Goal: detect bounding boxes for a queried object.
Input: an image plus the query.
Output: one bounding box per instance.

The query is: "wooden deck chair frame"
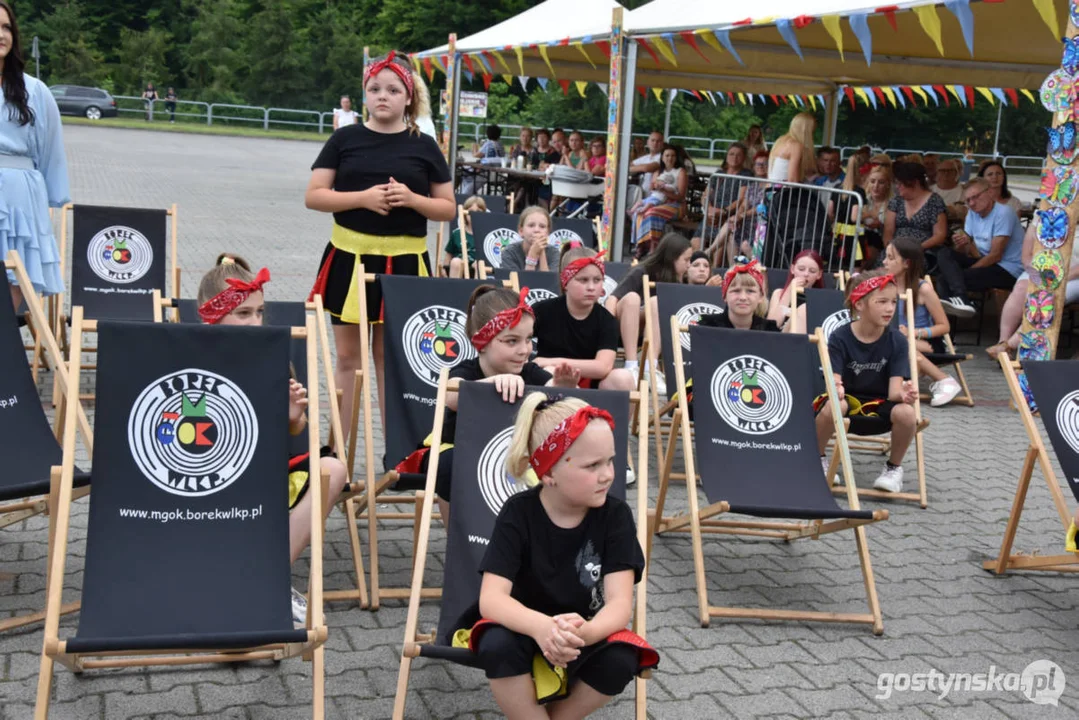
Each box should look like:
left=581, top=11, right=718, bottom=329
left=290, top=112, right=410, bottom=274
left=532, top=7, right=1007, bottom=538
left=0, top=252, right=93, bottom=633
left=53, top=204, right=182, bottom=404
left=35, top=310, right=329, bottom=719
left=149, top=291, right=370, bottom=609
left=915, top=276, right=975, bottom=408
left=654, top=317, right=887, bottom=633
left=983, top=356, right=1079, bottom=575
left=639, top=276, right=689, bottom=481
left=819, top=289, right=930, bottom=508
left=20, top=208, right=61, bottom=385
left=391, top=374, right=653, bottom=719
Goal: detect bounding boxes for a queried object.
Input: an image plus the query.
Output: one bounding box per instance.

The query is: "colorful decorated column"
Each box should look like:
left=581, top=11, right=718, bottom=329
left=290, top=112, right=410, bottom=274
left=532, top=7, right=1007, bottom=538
left=362, top=46, right=370, bottom=123
left=1024, top=5, right=1079, bottom=379
left=600, top=8, right=626, bottom=259
left=443, top=33, right=458, bottom=163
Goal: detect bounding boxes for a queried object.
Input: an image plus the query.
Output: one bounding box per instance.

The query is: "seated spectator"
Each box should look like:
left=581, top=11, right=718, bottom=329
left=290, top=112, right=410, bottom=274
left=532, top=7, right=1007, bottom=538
left=629, top=130, right=664, bottom=194
left=509, top=127, right=534, bottom=163
left=443, top=196, right=487, bottom=278
left=631, top=144, right=687, bottom=259
left=812, top=146, right=845, bottom=189
left=629, top=136, right=647, bottom=163
left=988, top=217, right=1079, bottom=360
left=883, top=161, right=948, bottom=255
left=869, top=153, right=893, bottom=168
left=686, top=251, right=711, bottom=285
left=551, top=128, right=568, bottom=161
left=767, top=249, right=825, bottom=331
left=477, top=124, right=505, bottom=165
left=829, top=154, right=869, bottom=264
left=500, top=205, right=560, bottom=273
left=529, top=129, right=562, bottom=209
left=935, top=177, right=1024, bottom=317
left=923, top=153, right=941, bottom=186
left=692, top=142, right=752, bottom=251
left=931, top=159, right=964, bottom=206
left=979, top=160, right=1021, bottom=216
left=708, top=150, right=769, bottom=265
left=587, top=137, right=607, bottom=177
left=562, top=131, right=589, bottom=170
left=857, top=165, right=894, bottom=269
left=743, top=124, right=767, bottom=159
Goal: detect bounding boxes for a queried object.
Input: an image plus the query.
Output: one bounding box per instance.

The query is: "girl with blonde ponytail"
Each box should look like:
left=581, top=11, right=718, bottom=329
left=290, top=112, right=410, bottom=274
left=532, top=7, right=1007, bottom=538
left=468, top=392, right=656, bottom=717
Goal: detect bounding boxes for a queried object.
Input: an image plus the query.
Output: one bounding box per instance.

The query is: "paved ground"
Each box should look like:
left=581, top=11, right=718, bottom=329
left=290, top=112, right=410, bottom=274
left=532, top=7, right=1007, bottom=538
left=3, top=125, right=1079, bottom=719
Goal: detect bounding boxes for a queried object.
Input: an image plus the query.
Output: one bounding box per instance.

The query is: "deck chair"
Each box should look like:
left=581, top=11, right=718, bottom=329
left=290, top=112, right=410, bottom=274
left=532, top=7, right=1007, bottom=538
left=36, top=315, right=328, bottom=718
left=601, top=261, right=633, bottom=305
left=915, top=276, right=975, bottom=407
left=656, top=320, right=888, bottom=633
left=470, top=211, right=523, bottom=270
left=984, top=357, right=1079, bottom=575
left=507, top=270, right=560, bottom=305
left=338, top=273, right=486, bottom=608
left=392, top=376, right=651, bottom=719
left=454, top=192, right=508, bottom=214
left=819, top=290, right=931, bottom=508
left=0, top=253, right=93, bottom=633
left=550, top=216, right=597, bottom=248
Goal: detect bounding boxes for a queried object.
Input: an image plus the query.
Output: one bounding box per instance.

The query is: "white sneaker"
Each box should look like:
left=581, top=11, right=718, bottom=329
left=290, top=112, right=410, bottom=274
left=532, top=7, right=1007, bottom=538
left=822, top=455, right=843, bottom=486
left=291, top=586, right=308, bottom=627
left=939, top=296, right=976, bottom=318
left=872, top=464, right=904, bottom=493
left=642, top=366, right=667, bottom=396
left=625, top=466, right=636, bottom=486
left=930, top=377, right=962, bottom=407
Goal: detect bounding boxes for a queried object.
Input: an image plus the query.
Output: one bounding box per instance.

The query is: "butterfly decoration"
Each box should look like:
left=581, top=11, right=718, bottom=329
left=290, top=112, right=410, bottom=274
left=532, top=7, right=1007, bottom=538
left=1025, top=290, right=1056, bottom=329
left=1041, top=166, right=1079, bottom=207
left=1018, top=371, right=1039, bottom=414
left=1031, top=250, right=1065, bottom=291
left=1073, top=0, right=1079, bottom=28
left=1018, top=330, right=1052, bottom=362
left=1064, top=38, right=1079, bottom=76
left=1036, top=207, right=1070, bottom=249
left=1048, top=122, right=1078, bottom=165
left=1041, top=69, right=1076, bottom=115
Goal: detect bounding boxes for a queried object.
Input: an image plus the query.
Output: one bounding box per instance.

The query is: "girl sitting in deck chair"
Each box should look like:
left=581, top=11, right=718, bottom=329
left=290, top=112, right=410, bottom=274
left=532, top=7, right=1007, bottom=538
left=396, top=284, right=580, bottom=526
left=468, top=393, right=656, bottom=717
left=197, top=254, right=348, bottom=625
left=814, top=269, right=918, bottom=494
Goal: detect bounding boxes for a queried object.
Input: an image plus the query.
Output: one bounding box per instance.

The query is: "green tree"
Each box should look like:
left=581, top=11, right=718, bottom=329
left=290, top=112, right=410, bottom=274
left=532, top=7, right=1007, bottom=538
left=32, top=0, right=107, bottom=87
left=242, top=0, right=313, bottom=107
left=114, top=27, right=172, bottom=94
left=183, top=0, right=245, bottom=103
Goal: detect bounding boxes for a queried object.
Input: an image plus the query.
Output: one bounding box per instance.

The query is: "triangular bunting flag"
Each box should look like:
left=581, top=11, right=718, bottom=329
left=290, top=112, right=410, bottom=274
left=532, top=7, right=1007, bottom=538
left=878, top=5, right=898, bottom=32
left=575, top=81, right=588, bottom=97
left=463, top=69, right=474, bottom=83
left=517, top=76, right=529, bottom=91
left=680, top=31, right=711, bottom=62
left=821, top=15, right=845, bottom=61
left=434, top=55, right=447, bottom=74
left=855, top=86, right=872, bottom=108
left=901, top=86, right=915, bottom=106
left=463, top=54, right=476, bottom=76
left=596, top=40, right=611, bottom=59
left=690, top=89, right=703, bottom=101
left=662, top=33, right=679, bottom=57
left=637, top=86, right=647, bottom=99
left=890, top=86, right=905, bottom=108
left=573, top=41, right=597, bottom=69
left=944, top=0, right=975, bottom=56
left=654, top=34, right=679, bottom=67
left=475, top=53, right=493, bottom=74
left=739, top=92, right=749, bottom=104
left=502, top=74, right=513, bottom=86
left=964, top=85, right=975, bottom=107
left=817, top=94, right=826, bottom=107
left=913, top=85, right=930, bottom=105
left=871, top=86, right=886, bottom=107
left=771, top=93, right=781, bottom=106
left=1032, top=0, right=1060, bottom=38
left=703, top=90, right=717, bottom=105
left=976, top=87, right=995, bottom=105
left=422, top=56, right=435, bottom=82
left=989, top=87, right=1008, bottom=106
left=913, top=5, right=945, bottom=55
left=652, top=87, right=664, bottom=102
left=598, top=83, right=608, bottom=96
left=1020, top=88, right=1036, bottom=104
left=713, top=29, right=744, bottom=65
left=558, top=79, right=570, bottom=96
left=933, top=84, right=950, bottom=106
left=638, top=38, right=663, bottom=68
left=850, top=13, right=872, bottom=66
left=747, top=93, right=754, bottom=105
left=1004, top=88, right=1019, bottom=107
left=410, top=55, right=422, bottom=73
left=537, top=77, right=549, bottom=91
left=538, top=44, right=556, bottom=78
left=843, top=86, right=856, bottom=110
left=490, top=50, right=512, bottom=74
left=514, top=46, right=524, bottom=75
left=481, top=73, right=492, bottom=90
left=808, top=94, right=817, bottom=110
left=775, top=19, right=805, bottom=60
left=727, top=92, right=736, bottom=104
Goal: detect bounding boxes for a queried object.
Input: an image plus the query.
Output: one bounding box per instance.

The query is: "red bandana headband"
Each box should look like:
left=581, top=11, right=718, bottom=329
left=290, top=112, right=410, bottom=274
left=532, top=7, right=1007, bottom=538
left=529, top=406, right=615, bottom=478
left=721, top=259, right=764, bottom=297
left=363, top=51, right=414, bottom=97
left=198, top=267, right=271, bottom=324
left=471, top=287, right=534, bottom=351
left=560, top=257, right=605, bottom=289
left=849, top=273, right=895, bottom=307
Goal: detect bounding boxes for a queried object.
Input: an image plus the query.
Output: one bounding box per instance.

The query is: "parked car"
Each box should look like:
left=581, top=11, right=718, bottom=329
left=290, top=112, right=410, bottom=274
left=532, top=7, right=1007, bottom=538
left=49, top=85, right=118, bottom=120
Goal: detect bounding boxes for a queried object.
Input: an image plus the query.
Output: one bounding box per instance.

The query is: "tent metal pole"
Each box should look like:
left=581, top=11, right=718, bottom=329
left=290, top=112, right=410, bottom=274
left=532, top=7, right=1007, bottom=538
left=991, top=102, right=1003, bottom=159
left=612, top=39, right=638, bottom=262
left=663, top=89, right=675, bottom=140
left=447, top=35, right=462, bottom=182
left=825, top=88, right=840, bottom=146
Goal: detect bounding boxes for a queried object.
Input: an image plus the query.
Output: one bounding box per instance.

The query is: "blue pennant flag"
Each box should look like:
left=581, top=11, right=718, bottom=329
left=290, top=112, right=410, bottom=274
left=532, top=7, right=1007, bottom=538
left=921, top=84, right=940, bottom=106
left=990, top=87, right=1008, bottom=106
left=775, top=19, right=804, bottom=61
left=536, top=77, right=549, bottom=91
left=849, top=13, right=873, bottom=66
left=714, top=29, right=744, bottom=66
left=864, top=87, right=878, bottom=110
left=891, top=85, right=906, bottom=108
left=662, top=33, right=678, bottom=55
left=944, top=0, right=975, bottom=56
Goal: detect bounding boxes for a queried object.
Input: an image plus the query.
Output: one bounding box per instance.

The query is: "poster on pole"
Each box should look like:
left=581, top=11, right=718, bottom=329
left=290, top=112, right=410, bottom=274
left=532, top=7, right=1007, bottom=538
left=440, top=90, right=488, bottom=118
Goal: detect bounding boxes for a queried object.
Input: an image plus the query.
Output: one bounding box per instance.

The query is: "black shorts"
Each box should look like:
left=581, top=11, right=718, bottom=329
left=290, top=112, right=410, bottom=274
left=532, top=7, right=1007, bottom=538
left=287, top=445, right=336, bottom=509
left=312, top=243, right=431, bottom=325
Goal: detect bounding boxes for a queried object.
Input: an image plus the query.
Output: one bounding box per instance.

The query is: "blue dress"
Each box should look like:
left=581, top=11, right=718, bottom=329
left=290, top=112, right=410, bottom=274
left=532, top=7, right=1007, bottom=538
left=0, top=75, right=70, bottom=295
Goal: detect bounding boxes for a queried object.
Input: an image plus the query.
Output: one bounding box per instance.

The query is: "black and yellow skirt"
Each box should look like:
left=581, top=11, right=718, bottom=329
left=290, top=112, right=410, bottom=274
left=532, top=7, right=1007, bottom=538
left=310, top=224, right=431, bottom=325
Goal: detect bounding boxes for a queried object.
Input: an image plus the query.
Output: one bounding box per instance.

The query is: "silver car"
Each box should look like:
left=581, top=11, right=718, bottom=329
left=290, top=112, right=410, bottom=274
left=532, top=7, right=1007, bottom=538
left=49, top=85, right=119, bottom=120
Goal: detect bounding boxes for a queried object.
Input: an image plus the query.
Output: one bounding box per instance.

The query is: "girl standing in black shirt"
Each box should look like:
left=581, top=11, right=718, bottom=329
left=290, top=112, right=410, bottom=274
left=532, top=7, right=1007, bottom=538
left=472, top=393, right=655, bottom=715
left=306, top=50, right=455, bottom=431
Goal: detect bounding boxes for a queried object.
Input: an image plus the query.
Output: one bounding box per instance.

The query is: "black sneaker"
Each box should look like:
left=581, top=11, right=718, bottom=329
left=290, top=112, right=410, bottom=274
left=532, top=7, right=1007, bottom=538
left=940, top=296, right=976, bottom=318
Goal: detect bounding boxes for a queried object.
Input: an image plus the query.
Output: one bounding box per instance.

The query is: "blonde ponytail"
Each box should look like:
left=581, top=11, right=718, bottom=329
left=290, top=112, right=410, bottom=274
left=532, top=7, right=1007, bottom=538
left=506, top=393, right=589, bottom=479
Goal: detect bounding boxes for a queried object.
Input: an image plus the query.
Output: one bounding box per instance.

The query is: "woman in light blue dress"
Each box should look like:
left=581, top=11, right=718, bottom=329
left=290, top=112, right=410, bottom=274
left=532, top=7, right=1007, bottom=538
left=0, top=0, right=70, bottom=310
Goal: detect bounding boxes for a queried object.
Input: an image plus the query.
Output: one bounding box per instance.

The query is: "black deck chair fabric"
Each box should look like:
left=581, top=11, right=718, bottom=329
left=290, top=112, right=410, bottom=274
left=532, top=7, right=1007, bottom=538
left=451, top=194, right=508, bottom=234
left=513, top=270, right=561, bottom=306
left=70, top=205, right=168, bottom=321
left=656, top=283, right=726, bottom=401
left=1022, top=361, right=1079, bottom=503
left=381, top=275, right=487, bottom=468
left=432, top=381, right=630, bottom=649
left=0, top=272, right=88, bottom=501
left=67, top=321, right=303, bottom=653
left=601, top=262, right=632, bottom=305
left=471, top=212, right=523, bottom=269
left=551, top=217, right=596, bottom=248
left=688, top=325, right=873, bottom=521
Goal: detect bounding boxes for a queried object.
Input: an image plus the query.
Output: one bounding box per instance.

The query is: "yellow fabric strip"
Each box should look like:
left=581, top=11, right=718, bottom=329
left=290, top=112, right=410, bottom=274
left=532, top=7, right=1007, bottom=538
left=330, top=225, right=429, bottom=324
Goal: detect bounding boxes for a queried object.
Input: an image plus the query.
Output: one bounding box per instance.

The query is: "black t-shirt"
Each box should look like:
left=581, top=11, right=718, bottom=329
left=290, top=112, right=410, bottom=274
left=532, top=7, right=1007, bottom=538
left=311, top=125, right=451, bottom=237
left=698, top=313, right=780, bottom=332
left=530, top=147, right=562, bottom=167
left=480, top=486, right=644, bottom=618
left=443, top=359, right=551, bottom=444
left=532, top=296, right=620, bottom=361
left=828, top=323, right=910, bottom=399
left=612, top=266, right=647, bottom=301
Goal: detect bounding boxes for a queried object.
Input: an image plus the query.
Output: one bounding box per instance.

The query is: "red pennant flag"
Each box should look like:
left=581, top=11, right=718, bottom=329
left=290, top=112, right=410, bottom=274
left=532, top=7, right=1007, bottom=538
left=559, top=37, right=570, bottom=46
left=637, top=86, right=647, bottom=98
left=964, top=85, right=975, bottom=107
left=440, top=55, right=449, bottom=71
left=900, top=86, right=915, bottom=106
left=1004, top=88, right=1018, bottom=107
left=463, top=54, right=475, bottom=75
left=793, top=15, right=814, bottom=29
left=933, top=84, right=949, bottom=106
left=558, top=79, right=570, bottom=95
left=637, top=38, right=663, bottom=68
left=680, top=31, right=711, bottom=62
left=727, top=91, right=736, bottom=104
left=482, top=50, right=497, bottom=69
left=689, top=90, right=702, bottom=101
left=422, top=57, right=434, bottom=82
left=733, top=18, right=752, bottom=26
left=770, top=94, right=780, bottom=105
left=875, top=5, right=899, bottom=31
left=872, top=87, right=886, bottom=106
left=596, top=40, right=611, bottom=58
left=481, top=73, right=492, bottom=90
left=844, top=86, right=856, bottom=110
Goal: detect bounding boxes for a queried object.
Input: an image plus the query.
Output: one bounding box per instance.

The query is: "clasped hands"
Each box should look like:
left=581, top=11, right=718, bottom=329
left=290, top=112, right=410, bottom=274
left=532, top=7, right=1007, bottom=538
left=535, top=613, right=588, bottom=668
left=362, top=177, right=414, bottom=215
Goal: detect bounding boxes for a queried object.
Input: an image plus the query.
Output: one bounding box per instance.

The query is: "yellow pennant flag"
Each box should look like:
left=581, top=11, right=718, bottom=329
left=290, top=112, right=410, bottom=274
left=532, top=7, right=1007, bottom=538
left=976, top=86, right=996, bottom=105
left=808, top=94, right=817, bottom=111
left=1032, top=0, right=1061, bottom=39
left=431, top=55, right=446, bottom=74
left=1020, top=88, right=1036, bottom=104
left=854, top=87, right=871, bottom=107
left=502, top=74, right=513, bottom=86
left=410, top=55, right=422, bottom=73
left=945, top=84, right=962, bottom=103
left=913, top=5, right=944, bottom=55
left=576, top=80, right=588, bottom=97
left=821, top=15, right=845, bottom=62
left=652, top=87, right=664, bottom=102
left=753, top=16, right=775, bottom=25
left=514, top=46, right=524, bottom=75
left=653, top=36, right=679, bottom=67
left=740, top=92, right=749, bottom=104
left=538, top=45, right=556, bottom=79
left=490, top=50, right=513, bottom=75
left=912, top=86, right=929, bottom=105
left=572, top=42, right=597, bottom=69
left=881, top=86, right=898, bottom=108
left=696, top=28, right=724, bottom=54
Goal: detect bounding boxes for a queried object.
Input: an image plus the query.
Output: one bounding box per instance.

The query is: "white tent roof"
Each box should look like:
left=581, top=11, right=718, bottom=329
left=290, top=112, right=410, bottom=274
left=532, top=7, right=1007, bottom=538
left=623, top=0, right=913, bottom=34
